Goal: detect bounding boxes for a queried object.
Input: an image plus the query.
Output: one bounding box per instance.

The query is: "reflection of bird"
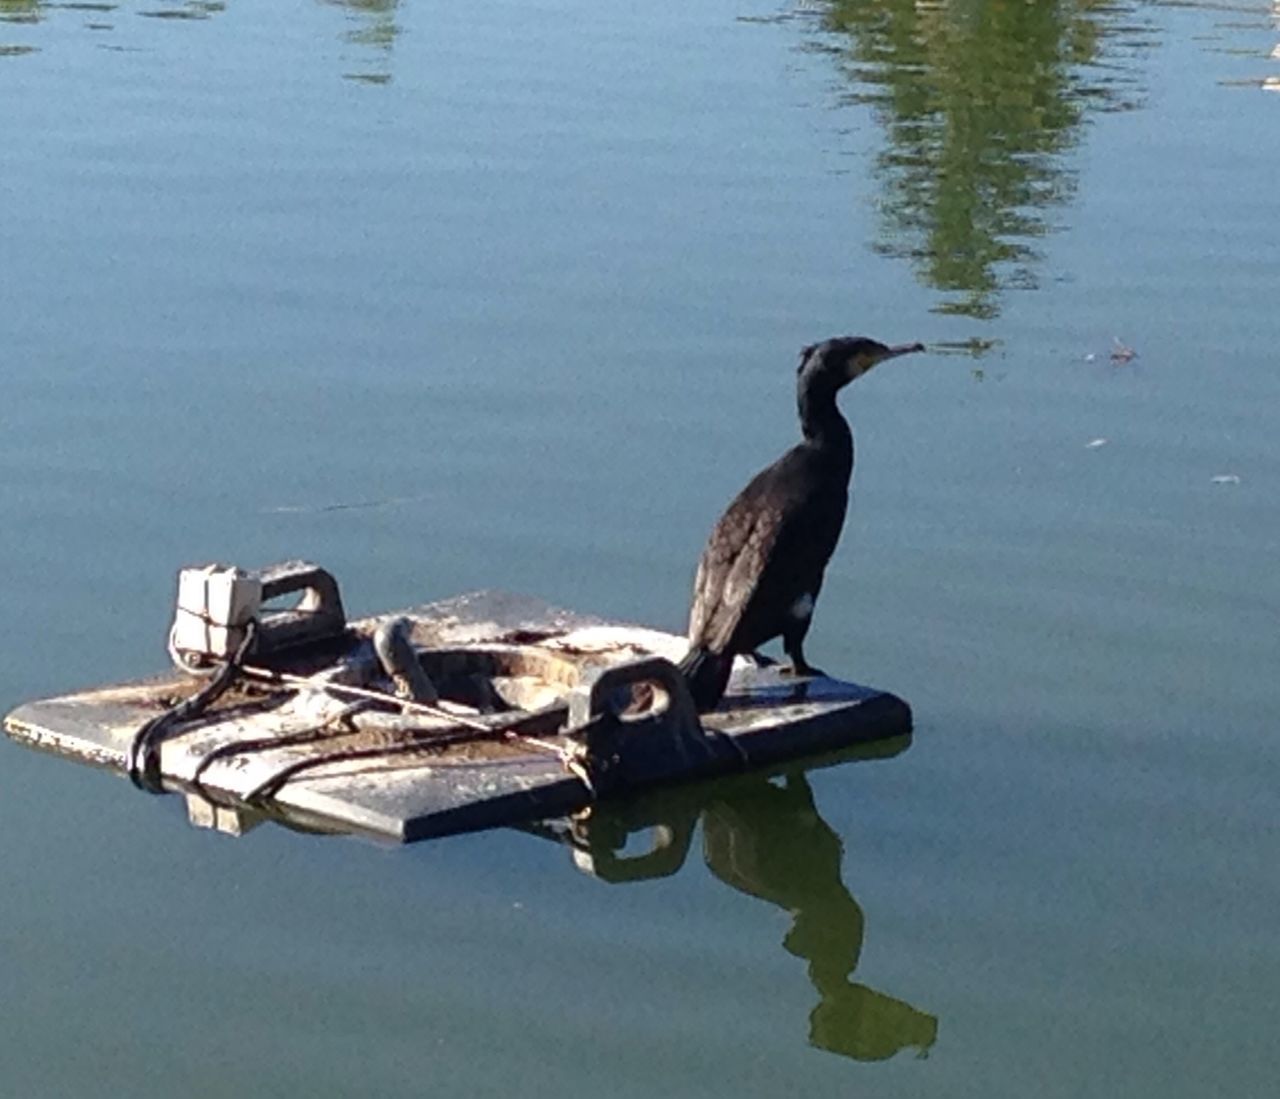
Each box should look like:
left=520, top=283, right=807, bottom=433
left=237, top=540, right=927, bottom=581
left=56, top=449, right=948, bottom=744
left=539, top=742, right=936, bottom=1061
left=679, top=337, right=925, bottom=711
left=702, top=770, right=938, bottom=1061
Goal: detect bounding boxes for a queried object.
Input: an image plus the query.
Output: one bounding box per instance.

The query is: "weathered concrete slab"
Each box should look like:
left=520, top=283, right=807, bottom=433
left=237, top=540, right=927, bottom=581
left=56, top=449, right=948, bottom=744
left=4, top=591, right=911, bottom=843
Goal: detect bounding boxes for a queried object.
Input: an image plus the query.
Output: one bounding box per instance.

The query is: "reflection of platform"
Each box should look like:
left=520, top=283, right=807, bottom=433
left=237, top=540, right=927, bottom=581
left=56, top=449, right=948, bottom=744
left=3, top=591, right=910, bottom=844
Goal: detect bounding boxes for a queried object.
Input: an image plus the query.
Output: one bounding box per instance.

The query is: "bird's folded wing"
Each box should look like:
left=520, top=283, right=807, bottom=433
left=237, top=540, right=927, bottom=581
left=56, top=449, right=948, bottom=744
left=689, top=502, right=787, bottom=652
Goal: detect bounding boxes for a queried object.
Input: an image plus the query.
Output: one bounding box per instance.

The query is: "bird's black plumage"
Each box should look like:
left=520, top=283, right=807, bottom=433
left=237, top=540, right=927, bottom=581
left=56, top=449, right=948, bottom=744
left=679, top=336, right=924, bottom=711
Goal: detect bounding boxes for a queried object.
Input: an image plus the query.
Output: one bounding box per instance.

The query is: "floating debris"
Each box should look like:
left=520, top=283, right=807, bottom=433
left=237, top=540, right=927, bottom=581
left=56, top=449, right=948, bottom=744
left=1086, top=438, right=1108, bottom=449
left=1210, top=474, right=1241, bottom=485
left=1110, top=338, right=1138, bottom=364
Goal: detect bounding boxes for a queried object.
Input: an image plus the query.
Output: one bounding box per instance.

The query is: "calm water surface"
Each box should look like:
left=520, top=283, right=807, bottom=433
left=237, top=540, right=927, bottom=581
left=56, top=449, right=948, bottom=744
left=2, top=1, right=1278, bottom=1095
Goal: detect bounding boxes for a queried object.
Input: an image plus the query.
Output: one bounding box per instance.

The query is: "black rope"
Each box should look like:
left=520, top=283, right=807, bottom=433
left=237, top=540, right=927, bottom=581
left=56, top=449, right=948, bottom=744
left=130, top=632, right=620, bottom=804
left=126, top=620, right=259, bottom=794
left=242, top=708, right=580, bottom=803
left=190, top=702, right=370, bottom=793
left=183, top=700, right=582, bottom=804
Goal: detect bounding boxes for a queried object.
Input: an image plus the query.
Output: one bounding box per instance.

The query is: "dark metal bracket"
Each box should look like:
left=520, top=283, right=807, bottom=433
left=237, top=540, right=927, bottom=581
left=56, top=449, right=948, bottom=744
left=564, top=656, right=722, bottom=797
left=252, top=560, right=347, bottom=656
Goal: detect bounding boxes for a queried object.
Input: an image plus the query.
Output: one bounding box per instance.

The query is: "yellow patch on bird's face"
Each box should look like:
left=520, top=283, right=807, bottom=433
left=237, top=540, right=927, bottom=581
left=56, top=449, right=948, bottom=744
left=847, top=352, right=877, bottom=380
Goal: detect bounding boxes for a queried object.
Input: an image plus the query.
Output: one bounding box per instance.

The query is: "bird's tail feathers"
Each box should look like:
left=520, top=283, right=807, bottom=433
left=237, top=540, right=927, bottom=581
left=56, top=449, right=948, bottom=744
left=677, top=646, right=733, bottom=713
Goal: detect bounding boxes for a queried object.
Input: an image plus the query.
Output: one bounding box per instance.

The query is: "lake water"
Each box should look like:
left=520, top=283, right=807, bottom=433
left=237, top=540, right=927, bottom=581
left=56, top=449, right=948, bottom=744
left=2, top=0, right=1278, bottom=1094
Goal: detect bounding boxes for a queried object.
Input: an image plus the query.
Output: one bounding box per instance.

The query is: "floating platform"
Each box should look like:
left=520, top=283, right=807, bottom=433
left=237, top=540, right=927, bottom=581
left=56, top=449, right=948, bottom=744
left=3, top=585, right=911, bottom=844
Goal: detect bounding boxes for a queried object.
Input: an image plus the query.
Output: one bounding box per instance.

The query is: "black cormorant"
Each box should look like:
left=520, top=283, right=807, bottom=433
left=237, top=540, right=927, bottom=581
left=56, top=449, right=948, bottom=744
left=678, top=336, right=925, bottom=711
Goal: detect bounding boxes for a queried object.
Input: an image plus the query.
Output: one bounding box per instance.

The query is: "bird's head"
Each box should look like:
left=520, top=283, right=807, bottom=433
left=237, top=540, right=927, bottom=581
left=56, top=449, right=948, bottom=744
left=798, top=336, right=926, bottom=387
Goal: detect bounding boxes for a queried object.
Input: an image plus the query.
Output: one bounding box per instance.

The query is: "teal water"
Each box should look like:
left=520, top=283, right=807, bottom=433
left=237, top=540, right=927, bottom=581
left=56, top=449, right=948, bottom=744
left=2, top=1, right=1278, bottom=1094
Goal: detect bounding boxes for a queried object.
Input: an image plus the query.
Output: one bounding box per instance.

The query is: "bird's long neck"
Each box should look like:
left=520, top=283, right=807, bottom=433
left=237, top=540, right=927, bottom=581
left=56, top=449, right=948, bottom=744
left=797, top=375, right=854, bottom=477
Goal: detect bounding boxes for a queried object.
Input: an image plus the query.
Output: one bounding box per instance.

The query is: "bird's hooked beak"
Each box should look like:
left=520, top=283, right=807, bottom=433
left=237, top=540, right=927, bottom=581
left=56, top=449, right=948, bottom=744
left=876, top=341, right=926, bottom=364
left=853, top=340, right=925, bottom=379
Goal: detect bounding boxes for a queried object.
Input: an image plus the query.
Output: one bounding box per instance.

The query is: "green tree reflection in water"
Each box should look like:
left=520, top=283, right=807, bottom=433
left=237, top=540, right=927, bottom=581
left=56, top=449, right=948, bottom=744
left=532, top=740, right=937, bottom=1063
left=0, top=0, right=41, bottom=25
left=321, top=0, right=399, bottom=85
left=1, top=0, right=43, bottom=55
left=137, top=1, right=225, bottom=20
left=2, top=0, right=230, bottom=47
left=815, top=0, right=1153, bottom=321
